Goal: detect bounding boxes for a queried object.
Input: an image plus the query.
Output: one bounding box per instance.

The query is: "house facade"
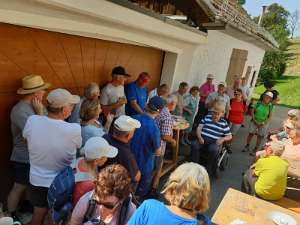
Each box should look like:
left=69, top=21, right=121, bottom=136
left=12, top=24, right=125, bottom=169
left=0, top=0, right=277, bottom=200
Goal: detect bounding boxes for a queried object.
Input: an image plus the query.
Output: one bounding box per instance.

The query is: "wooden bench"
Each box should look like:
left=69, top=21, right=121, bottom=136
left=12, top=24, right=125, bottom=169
left=274, top=197, right=300, bottom=214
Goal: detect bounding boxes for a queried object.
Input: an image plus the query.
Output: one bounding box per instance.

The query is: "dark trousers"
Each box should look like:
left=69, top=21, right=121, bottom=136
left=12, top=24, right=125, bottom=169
left=191, top=137, right=219, bottom=176
left=193, top=101, right=208, bottom=129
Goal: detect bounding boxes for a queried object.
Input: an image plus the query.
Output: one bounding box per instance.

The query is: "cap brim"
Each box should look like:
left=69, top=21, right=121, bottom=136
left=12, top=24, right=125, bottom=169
left=70, top=95, right=80, bottom=104
left=105, top=146, right=118, bottom=158
left=17, top=82, right=51, bottom=95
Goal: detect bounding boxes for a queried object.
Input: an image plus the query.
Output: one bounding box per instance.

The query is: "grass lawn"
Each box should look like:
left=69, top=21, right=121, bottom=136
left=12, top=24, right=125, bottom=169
left=253, top=75, right=300, bottom=109
left=285, top=38, right=300, bottom=76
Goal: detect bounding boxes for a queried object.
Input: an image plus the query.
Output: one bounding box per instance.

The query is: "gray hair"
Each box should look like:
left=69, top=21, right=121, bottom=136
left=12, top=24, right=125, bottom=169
left=84, top=83, right=99, bottom=99
left=165, top=94, right=178, bottom=105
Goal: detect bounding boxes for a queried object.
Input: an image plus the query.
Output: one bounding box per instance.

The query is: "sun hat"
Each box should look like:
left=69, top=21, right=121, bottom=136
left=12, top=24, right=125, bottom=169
left=47, top=88, right=80, bottom=108
left=17, top=75, right=51, bottom=95
left=148, top=96, right=165, bottom=112
left=288, top=109, right=300, bottom=117
left=112, top=66, right=130, bottom=77
left=83, top=137, right=118, bottom=160
left=114, top=115, right=141, bottom=131
left=207, top=74, right=214, bottom=79
left=264, top=91, right=273, bottom=98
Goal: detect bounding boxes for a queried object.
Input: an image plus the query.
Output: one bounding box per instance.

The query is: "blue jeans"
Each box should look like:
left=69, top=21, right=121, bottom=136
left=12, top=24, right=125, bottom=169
left=191, top=137, right=219, bottom=176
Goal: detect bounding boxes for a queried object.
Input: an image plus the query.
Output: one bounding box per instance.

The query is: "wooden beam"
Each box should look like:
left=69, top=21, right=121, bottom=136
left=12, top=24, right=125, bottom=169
left=202, top=21, right=226, bottom=30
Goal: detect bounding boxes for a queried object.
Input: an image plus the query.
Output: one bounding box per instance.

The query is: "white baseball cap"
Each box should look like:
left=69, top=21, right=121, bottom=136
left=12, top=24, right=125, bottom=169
left=207, top=74, right=214, bottom=79
left=264, top=91, right=273, bottom=99
left=218, top=82, right=226, bottom=87
left=47, top=88, right=80, bottom=108
left=83, top=137, right=118, bottom=160
left=114, top=115, right=141, bottom=132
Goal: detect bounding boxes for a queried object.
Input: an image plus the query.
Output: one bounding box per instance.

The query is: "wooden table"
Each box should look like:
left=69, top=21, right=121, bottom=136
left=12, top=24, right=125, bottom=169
left=159, top=120, right=189, bottom=178
left=212, top=188, right=300, bottom=225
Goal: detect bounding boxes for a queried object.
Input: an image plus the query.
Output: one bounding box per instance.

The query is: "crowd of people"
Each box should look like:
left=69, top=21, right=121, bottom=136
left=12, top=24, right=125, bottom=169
left=4, top=66, right=299, bottom=225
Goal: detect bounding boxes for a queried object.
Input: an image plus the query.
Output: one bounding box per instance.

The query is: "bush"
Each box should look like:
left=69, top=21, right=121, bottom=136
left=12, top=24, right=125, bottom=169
left=258, top=50, right=287, bottom=81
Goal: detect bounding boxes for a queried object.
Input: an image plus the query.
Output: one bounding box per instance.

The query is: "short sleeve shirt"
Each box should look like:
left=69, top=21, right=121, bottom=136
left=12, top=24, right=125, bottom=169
left=199, top=83, right=215, bottom=102
left=127, top=199, right=199, bottom=225
left=103, top=133, right=139, bottom=181
left=200, top=115, right=231, bottom=140
left=205, top=92, right=230, bottom=113
left=254, top=156, right=288, bottom=200
left=125, top=82, right=148, bottom=116
left=155, top=107, right=173, bottom=153
left=10, top=100, right=35, bottom=163
left=130, top=114, right=161, bottom=174
left=172, top=91, right=185, bottom=116
left=254, top=102, right=273, bottom=124
left=81, top=124, right=105, bottom=146
left=100, top=83, right=126, bottom=117
left=23, top=115, right=82, bottom=187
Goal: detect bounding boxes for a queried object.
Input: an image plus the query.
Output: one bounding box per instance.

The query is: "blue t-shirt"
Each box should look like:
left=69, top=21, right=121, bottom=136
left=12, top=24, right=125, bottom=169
left=81, top=125, right=105, bottom=146
left=125, top=82, right=148, bottom=115
left=127, top=199, right=199, bottom=225
left=130, top=114, right=160, bottom=174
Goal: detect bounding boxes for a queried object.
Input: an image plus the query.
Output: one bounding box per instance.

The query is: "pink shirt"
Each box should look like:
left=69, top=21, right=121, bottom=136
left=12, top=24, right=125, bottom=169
left=199, top=82, right=215, bottom=102
left=282, top=139, right=300, bottom=160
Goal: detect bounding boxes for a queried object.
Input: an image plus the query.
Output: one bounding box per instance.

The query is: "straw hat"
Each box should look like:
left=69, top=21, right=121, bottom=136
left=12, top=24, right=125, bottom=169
left=17, top=75, right=51, bottom=95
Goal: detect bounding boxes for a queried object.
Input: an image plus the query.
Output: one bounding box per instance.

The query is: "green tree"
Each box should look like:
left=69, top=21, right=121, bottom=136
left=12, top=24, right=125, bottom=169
left=255, top=3, right=290, bottom=81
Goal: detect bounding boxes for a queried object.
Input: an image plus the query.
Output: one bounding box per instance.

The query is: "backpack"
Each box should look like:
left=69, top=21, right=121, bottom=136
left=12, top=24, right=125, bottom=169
left=47, top=166, right=75, bottom=224
left=83, top=193, right=132, bottom=225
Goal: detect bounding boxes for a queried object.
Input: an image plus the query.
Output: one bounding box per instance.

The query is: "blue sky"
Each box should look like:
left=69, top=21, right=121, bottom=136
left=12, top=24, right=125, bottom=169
left=243, top=0, right=300, bottom=37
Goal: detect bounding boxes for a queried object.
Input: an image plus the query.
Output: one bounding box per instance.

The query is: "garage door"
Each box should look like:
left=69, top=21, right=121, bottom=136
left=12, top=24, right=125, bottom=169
left=0, top=22, right=164, bottom=201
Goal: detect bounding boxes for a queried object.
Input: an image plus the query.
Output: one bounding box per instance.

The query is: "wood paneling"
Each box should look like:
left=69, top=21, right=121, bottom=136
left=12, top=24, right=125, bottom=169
left=0, top=22, right=164, bottom=201
left=226, top=48, right=248, bottom=87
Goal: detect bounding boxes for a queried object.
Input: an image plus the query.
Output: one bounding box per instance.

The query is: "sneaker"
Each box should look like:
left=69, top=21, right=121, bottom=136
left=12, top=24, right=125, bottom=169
left=242, top=145, right=250, bottom=152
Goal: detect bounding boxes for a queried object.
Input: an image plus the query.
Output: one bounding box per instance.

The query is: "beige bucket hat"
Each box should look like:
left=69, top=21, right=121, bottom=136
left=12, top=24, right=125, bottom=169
left=17, top=75, right=51, bottom=95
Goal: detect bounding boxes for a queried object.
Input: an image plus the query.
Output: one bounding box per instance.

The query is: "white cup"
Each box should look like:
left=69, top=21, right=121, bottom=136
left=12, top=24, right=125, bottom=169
left=0, top=217, right=21, bottom=225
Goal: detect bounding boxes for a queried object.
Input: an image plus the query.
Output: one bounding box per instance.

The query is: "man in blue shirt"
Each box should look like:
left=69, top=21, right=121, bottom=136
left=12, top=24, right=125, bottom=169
left=131, top=96, right=164, bottom=198
left=125, top=72, right=150, bottom=115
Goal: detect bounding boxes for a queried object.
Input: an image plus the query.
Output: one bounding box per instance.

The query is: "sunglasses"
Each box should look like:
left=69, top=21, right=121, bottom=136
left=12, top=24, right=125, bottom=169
left=95, top=200, right=120, bottom=210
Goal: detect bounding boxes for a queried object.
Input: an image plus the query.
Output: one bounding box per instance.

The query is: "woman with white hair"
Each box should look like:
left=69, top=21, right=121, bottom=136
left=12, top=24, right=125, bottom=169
left=127, top=162, right=212, bottom=225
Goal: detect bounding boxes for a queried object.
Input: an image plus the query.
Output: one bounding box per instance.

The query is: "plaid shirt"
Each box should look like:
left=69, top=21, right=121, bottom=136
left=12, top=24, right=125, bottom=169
left=155, top=107, right=174, bottom=154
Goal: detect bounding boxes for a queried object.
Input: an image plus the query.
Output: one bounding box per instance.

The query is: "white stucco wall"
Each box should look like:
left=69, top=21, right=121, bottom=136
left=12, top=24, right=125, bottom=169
left=187, top=30, right=266, bottom=91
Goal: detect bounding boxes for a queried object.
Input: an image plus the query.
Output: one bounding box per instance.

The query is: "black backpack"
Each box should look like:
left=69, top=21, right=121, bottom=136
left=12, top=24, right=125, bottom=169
left=83, top=193, right=132, bottom=225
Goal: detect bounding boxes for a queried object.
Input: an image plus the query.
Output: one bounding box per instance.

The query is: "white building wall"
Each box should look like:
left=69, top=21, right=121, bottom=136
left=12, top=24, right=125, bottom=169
left=187, top=30, right=266, bottom=90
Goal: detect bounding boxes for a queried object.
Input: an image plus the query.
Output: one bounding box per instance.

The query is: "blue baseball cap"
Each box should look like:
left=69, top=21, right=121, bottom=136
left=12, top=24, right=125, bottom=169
left=148, top=96, right=165, bottom=112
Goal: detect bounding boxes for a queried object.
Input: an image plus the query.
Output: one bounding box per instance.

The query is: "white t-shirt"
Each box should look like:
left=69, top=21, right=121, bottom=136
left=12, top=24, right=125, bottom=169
left=100, top=83, right=126, bottom=117
left=147, top=88, right=158, bottom=102
left=23, top=115, right=82, bottom=187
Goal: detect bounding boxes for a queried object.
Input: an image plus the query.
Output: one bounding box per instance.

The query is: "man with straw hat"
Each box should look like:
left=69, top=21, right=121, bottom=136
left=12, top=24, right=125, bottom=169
left=7, top=75, right=50, bottom=221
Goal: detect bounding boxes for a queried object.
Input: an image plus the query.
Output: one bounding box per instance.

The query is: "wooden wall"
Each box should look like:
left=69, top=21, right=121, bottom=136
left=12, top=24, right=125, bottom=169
left=0, top=22, right=164, bottom=202
left=226, top=48, right=248, bottom=87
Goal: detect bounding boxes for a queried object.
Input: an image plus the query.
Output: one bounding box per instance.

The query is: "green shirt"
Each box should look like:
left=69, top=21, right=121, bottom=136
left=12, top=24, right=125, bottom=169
left=254, top=102, right=273, bottom=124
left=254, top=156, right=288, bottom=200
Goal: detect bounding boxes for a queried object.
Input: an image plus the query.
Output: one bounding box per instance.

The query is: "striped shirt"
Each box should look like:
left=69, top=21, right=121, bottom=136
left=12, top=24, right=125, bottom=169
left=200, top=114, right=231, bottom=140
